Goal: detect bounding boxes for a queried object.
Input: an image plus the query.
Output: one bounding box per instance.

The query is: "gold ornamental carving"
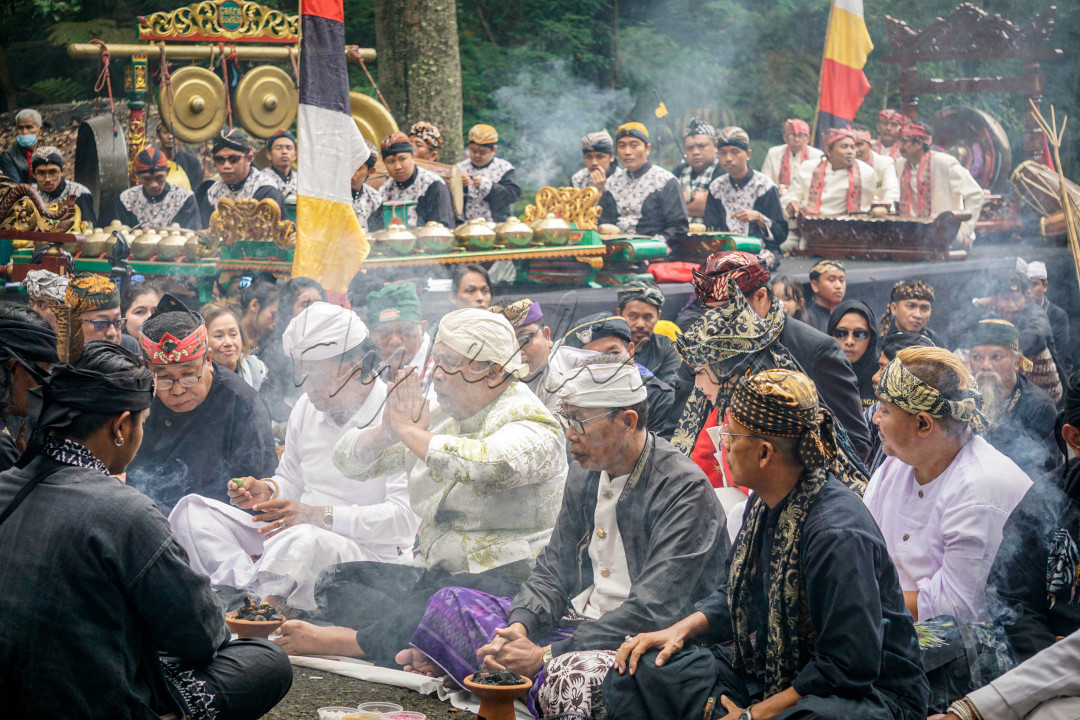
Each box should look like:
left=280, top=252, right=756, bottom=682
left=138, top=0, right=299, bottom=43
left=0, top=185, right=81, bottom=233
left=209, top=198, right=296, bottom=249
left=524, top=186, right=601, bottom=230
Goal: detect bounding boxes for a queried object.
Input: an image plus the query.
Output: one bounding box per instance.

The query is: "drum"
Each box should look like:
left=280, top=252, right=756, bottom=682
left=1010, top=159, right=1080, bottom=219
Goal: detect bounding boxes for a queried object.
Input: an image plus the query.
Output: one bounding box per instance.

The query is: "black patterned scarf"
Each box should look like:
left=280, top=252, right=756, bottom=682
left=673, top=279, right=868, bottom=494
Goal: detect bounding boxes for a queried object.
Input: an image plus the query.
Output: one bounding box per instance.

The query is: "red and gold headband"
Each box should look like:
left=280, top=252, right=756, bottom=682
left=138, top=325, right=208, bottom=365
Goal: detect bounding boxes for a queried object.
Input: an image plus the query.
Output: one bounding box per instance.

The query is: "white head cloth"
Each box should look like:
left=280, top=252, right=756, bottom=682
left=560, top=361, right=648, bottom=409
left=1015, top=257, right=1048, bottom=281
left=21, top=269, right=68, bottom=301
left=545, top=344, right=599, bottom=401
left=435, top=307, right=526, bottom=377
left=282, top=301, right=369, bottom=361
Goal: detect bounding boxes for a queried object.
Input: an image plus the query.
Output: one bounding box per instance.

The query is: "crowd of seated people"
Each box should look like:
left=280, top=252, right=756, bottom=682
left=2, top=106, right=1078, bottom=720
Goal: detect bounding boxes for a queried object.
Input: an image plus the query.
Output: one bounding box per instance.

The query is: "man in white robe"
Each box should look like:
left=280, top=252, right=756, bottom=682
left=169, top=303, right=418, bottom=612
left=780, top=128, right=875, bottom=252
left=760, top=118, right=824, bottom=194
left=894, top=121, right=985, bottom=247
left=872, top=109, right=906, bottom=160
left=854, top=128, right=899, bottom=204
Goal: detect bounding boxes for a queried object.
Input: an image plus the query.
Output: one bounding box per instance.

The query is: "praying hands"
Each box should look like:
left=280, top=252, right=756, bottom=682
left=476, top=623, right=546, bottom=678
left=386, top=368, right=432, bottom=458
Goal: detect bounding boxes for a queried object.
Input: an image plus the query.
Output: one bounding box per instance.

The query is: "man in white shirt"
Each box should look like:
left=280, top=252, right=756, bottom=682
left=894, top=121, right=985, bottom=247
left=760, top=118, right=825, bottom=194
left=872, top=109, right=906, bottom=159
left=168, top=303, right=418, bottom=612
left=782, top=128, right=876, bottom=218
left=365, top=282, right=433, bottom=389
left=854, top=128, right=899, bottom=203
left=864, top=346, right=1030, bottom=624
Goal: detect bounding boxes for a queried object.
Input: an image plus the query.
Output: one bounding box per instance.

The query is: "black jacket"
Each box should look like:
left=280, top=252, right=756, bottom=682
left=506, top=434, right=729, bottom=656
left=0, top=144, right=31, bottom=183
left=983, top=374, right=1060, bottom=477
left=989, top=457, right=1080, bottom=661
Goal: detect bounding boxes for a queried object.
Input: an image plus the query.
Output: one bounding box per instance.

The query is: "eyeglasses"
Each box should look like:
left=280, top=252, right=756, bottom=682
left=213, top=154, right=245, bottom=165
left=557, top=409, right=618, bottom=435
left=832, top=328, right=870, bottom=341
left=516, top=330, right=538, bottom=349
left=155, top=359, right=207, bottom=389
left=83, top=317, right=125, bottom=332
left=719, top=422, right=764, bottom=443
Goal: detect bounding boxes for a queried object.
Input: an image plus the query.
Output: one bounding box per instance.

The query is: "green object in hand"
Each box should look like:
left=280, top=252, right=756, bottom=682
left=231, top=478, right=244, bottom=490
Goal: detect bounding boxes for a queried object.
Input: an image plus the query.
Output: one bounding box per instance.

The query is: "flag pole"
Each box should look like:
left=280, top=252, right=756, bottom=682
left=810, top=0, right=836, bottom=146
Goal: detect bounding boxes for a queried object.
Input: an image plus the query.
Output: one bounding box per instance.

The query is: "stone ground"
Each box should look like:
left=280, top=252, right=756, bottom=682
left=262, top=666, right=470, bottom=720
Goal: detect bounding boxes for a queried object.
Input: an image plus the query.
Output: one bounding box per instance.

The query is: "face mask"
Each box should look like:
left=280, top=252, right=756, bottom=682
left=16, top=134, right=36, bottom=148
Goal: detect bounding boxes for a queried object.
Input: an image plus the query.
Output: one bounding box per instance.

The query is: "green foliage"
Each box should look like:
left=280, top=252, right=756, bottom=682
left=47, top=18, right=136, bottom=45
left=27, top=77, right=84, bottom=102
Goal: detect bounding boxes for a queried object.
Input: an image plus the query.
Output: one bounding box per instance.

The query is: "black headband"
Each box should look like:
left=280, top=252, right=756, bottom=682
left=212, top=129, right=251, bottom=155
left=717, top=137, right=750, bottom=151
left=31, top=151, right=63, bottom=170
left=381, top=141, right=414, bottom=159
left=0, top=319, right=59, bottom=365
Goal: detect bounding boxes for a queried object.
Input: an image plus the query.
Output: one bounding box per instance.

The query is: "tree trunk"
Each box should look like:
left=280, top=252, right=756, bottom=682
left=0, top=42, right=17, bottom=112
left=374, top=0, right=464, bottom=163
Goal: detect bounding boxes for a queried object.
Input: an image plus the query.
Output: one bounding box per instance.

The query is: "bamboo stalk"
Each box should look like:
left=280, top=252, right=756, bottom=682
left=1029, top=99, right=1080, bottom=295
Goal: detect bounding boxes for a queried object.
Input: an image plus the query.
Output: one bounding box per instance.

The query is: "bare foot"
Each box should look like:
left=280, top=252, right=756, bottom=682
left=274, top=620, right=365, bottom=658
left=394, top=647, right=440, bottom=677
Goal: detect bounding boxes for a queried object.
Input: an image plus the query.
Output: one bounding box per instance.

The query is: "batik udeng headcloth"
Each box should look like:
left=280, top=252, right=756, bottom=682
left=877, top=356, right=989, bottom=433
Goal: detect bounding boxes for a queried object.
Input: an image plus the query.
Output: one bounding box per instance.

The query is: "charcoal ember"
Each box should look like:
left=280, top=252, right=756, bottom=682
left=234, top=594, right=284, bottom=621
left=471, top=670, right=526, bottom=686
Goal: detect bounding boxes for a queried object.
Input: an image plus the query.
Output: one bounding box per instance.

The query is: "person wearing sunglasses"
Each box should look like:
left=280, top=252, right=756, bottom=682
left=62, top=271, right=143, bottom=356
left=0, top=303, right=57, bottom=471
left=113, top=146, right=202, bottom=230
left=126, top=294, right=276, bottom=513
left=827, top=299, right=879, bottom=409
left=197, top=128, right=285, bottom=227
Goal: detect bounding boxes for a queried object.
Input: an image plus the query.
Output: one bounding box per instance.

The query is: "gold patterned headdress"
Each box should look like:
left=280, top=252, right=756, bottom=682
left=877, top=355, right=989, bottom=433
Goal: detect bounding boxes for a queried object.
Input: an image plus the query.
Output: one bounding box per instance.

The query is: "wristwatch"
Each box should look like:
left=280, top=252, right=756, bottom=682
left=738, top=708, right=753, bottom=720
left=322, top=505, right=334, bottom=529
left=541, top=645, right=553, bottom=665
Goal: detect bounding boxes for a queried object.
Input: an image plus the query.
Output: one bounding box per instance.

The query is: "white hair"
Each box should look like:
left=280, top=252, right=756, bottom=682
left=16, top=109, right=42, bottom=127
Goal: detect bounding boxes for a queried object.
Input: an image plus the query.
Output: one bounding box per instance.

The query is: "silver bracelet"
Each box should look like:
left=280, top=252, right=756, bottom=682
left=947, top=698, right=982, bottom=720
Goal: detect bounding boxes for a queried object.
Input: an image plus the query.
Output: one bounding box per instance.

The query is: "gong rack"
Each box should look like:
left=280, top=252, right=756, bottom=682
left=65, top=0, right=387, bottom=186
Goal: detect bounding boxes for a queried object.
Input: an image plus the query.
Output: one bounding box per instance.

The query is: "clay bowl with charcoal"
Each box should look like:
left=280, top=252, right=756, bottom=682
left=225, top=611, right=285, bottom=639
left=463, top=672, right=532, bottom=720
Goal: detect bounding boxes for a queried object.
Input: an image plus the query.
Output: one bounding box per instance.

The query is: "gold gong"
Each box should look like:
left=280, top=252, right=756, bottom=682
left=234, top=65, right=298, bottom=139
left=159, top=66, right=227, bottom=143
left=350, top=91, right=398, bottom=147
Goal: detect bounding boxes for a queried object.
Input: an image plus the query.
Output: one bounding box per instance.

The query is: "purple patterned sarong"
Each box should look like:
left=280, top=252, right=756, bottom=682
left=409, top=586, right=577, bottom=718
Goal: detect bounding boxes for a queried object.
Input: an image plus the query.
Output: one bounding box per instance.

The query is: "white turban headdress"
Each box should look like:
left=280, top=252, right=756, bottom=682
left=21, top=269, right=69, bottom=301
left=435, top=308, right=526, bottom=377
left=560, top=360, right=648, bottom=408
left=283, top=301, right=369, bottom=361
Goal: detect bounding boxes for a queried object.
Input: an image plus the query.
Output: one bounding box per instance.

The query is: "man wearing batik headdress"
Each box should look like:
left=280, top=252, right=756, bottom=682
left=457, top=124, right=521, bottom=222
left=878, top=278, right=942, bottom=344
left=571, top=130, right=616, bottom=191
left=374, top=131, right=455, bottom=230
left=20, top=269, right=68, bottom=330
left=805, top=258, right=847, bottom=333
left=127, top=294, right=276, bottom=512
left=895, top=121, right=984, bottom=246
left=398, top=356, right=727, bottom=720
left=489, top=296, right=553, bottom=397
left=599, top=122, right=689, bottom=245
left=198, top=128, right=286, bottom=226
left=61, top=272, right=140, bottom=359
left=30, top=146, right=96, bottom=226
left=351, top=139, right=381, bottom=231
left=986, top=369, right=1080, bottom=667
left=607, top=369, right=928, bottom=720
left=782, top=127, right=876, bottom=219
left=854, top=127, right=900, bottom=203
left=114, top=146, right=201, bottom=230
left=0, top=303, right=57, bottom=471
left=872, top=109, right=907, bottom=159
left=265, top=129, right=297, bottom=201
left=760, top=118, right=825, bottom=193
left=704, top=126, right=788, bottom=254
left=865, top=347, right=1031, bottom=628
left=965, top=319, right=1058, bottom=477
left=954, top=270, right=1065, bottom=403
left=613, top=278, right=680, bottom=386
left=672, top=117, right=723, bottom=224
left=671, top=252, right=871, bottom=492
left=408, top=121, right=443, bottom=161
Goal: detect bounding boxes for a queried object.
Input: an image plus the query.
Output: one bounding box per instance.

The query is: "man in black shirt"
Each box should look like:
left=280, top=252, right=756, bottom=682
left=606, top=369, right=928, bottom=720
left=616, top=278, right=680, bottom=387
left=127, top=295, right=277, bottom=511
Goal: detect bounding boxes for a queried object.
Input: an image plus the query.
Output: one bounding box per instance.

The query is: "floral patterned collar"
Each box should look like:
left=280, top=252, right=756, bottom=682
left=41, top=435, right=108, bottom=475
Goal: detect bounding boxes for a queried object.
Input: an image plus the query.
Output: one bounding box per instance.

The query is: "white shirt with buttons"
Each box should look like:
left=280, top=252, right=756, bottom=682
left=571, top=471, right=633, bottom=619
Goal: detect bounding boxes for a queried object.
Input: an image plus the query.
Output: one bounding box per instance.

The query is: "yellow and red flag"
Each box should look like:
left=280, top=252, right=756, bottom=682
left=293, top=0, right=371, bottom=303
left=816, top=0, right=874, bottom=141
